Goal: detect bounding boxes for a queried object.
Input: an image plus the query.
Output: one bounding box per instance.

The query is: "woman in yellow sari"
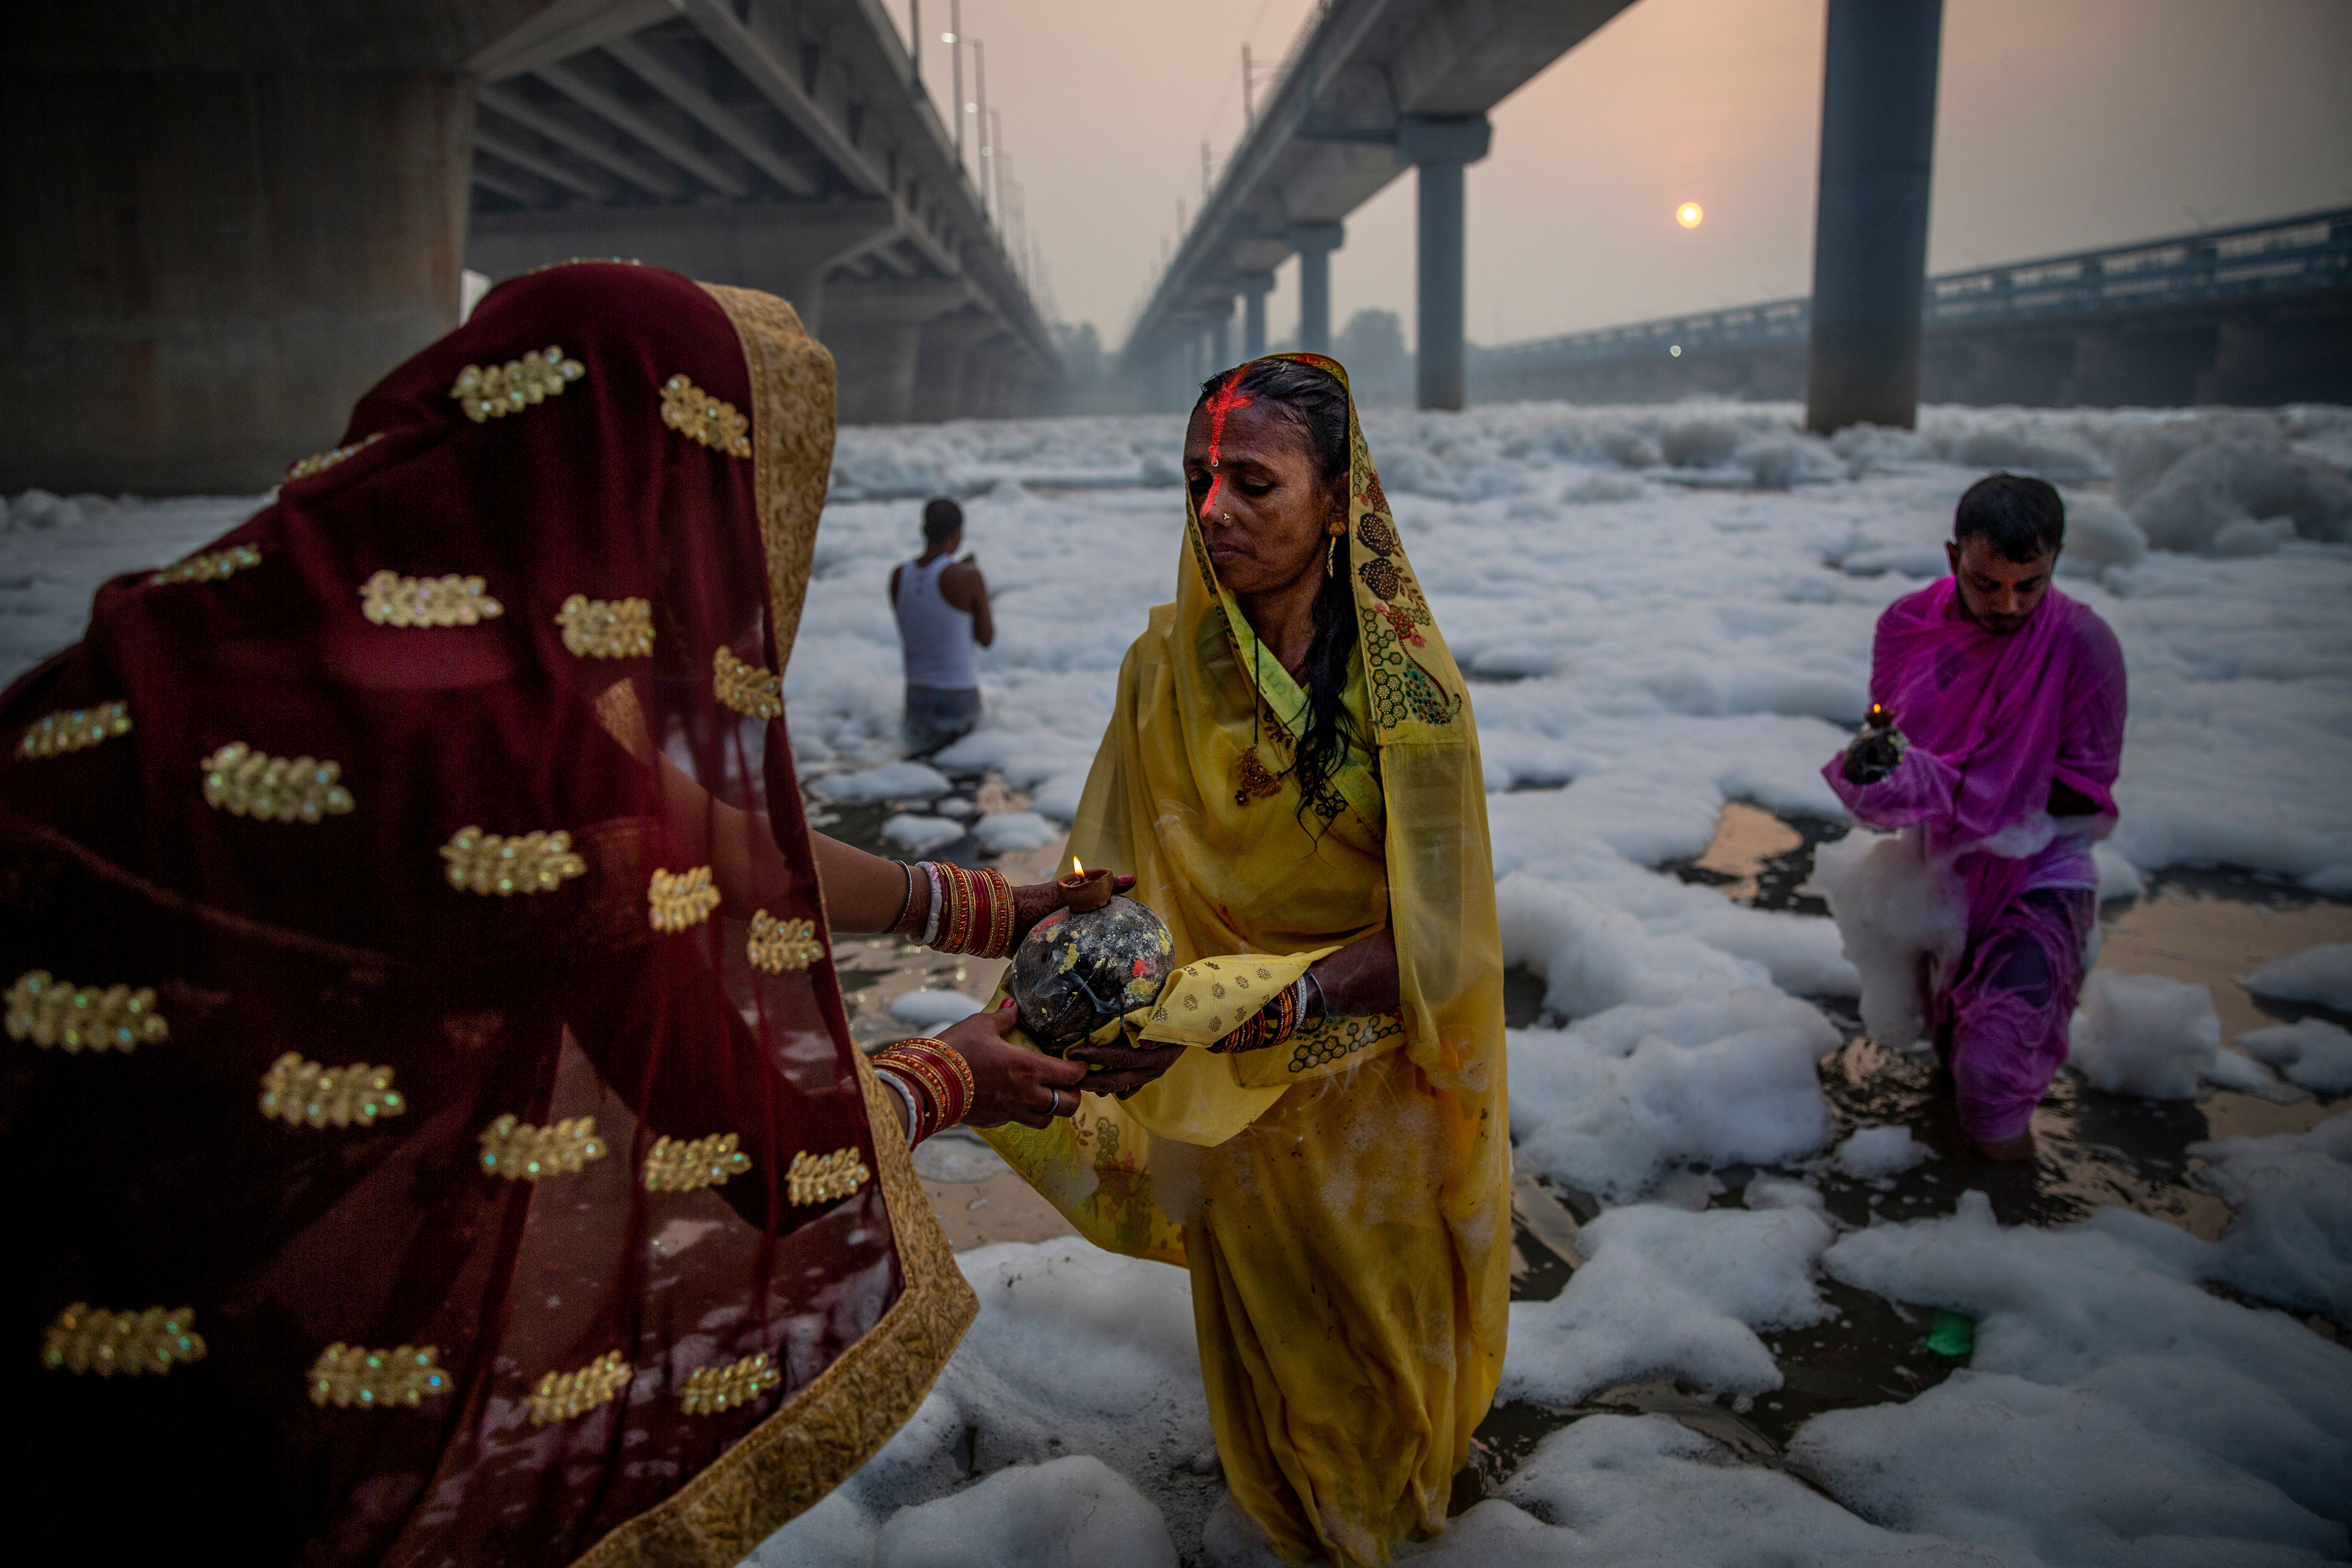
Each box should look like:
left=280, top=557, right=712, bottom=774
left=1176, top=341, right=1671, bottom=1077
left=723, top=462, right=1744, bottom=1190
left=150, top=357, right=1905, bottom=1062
left=984, top=354, right=1509, bottom=1565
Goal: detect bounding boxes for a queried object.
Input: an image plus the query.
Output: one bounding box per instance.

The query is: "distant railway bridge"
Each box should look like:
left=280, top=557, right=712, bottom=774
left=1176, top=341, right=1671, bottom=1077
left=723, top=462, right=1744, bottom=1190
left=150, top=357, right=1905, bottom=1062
left=1474, top=208, right=2352, bottom=409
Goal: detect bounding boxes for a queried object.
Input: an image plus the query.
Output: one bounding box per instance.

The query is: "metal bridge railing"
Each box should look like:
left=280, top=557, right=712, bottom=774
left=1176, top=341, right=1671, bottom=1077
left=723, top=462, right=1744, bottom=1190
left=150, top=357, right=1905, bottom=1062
left=1478, top=207, right=2352, bottom=370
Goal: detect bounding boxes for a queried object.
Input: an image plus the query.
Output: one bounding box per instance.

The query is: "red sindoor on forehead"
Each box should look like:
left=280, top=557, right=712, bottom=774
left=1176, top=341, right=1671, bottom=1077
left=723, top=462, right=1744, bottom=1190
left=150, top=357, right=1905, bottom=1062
left=1201, top=373, right=1254, bottom=516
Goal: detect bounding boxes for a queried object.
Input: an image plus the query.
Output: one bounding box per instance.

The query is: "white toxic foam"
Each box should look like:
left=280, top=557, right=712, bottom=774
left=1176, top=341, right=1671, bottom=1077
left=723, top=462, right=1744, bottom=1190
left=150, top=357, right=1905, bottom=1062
left=2239, top=1018, right=2352, bottom=1093
left=1813, top=828, right=1965, bottom=1051
left=2240, top=942, right=2352, bottom=1014
left=1501, top=1201, right=1835, bottom=1408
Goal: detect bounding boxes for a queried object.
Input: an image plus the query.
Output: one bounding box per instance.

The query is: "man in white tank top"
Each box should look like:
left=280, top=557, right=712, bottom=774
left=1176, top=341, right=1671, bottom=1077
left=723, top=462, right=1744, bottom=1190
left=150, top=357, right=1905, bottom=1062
left=891, top=497, right=993, bottom=753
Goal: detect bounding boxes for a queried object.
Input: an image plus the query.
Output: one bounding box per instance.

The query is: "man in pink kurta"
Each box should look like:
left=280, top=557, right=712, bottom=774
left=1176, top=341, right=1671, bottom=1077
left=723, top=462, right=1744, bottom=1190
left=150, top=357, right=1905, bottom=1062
left=1826, top=474, right=2128, bottom=1158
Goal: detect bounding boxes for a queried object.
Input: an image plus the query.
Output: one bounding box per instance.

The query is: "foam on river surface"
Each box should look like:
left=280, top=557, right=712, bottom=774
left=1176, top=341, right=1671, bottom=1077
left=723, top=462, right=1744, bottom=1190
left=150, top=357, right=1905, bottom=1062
left=6, top=399, right=2348, bottom=1565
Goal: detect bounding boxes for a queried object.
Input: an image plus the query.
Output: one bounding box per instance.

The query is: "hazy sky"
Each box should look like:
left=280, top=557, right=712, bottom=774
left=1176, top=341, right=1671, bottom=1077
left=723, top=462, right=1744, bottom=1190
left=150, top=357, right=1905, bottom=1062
left=908, top=0, right=2352, bottom=352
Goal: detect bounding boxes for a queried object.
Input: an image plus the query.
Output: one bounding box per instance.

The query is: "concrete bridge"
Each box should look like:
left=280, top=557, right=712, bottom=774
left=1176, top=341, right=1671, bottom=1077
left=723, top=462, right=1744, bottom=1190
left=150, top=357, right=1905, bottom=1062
left=465, top=0, right=1055, bottom=428
left=2, top=0, right=1055, bottom=496
left=1122, top=0, right=1991, bottom=436
left=1120, top=0, right=1641, bottom=412
left=1471, top=207, right=2352, bottom=409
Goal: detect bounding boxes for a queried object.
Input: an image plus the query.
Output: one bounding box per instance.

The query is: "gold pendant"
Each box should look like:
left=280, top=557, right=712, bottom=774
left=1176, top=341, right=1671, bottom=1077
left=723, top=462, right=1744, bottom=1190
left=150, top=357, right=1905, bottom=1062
left=1233, top=747, right=1282, bottom=807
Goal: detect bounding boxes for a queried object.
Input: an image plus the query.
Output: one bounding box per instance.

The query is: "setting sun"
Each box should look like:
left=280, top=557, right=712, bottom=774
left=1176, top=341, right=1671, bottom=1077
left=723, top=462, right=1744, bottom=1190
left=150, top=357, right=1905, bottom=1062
left=1676, top=201, right=1704, bottom=228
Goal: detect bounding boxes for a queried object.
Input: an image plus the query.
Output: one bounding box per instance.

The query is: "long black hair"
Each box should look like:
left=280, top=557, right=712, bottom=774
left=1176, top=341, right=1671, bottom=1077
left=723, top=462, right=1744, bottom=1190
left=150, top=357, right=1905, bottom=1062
left=1194, top=358, right=1364, bottom=821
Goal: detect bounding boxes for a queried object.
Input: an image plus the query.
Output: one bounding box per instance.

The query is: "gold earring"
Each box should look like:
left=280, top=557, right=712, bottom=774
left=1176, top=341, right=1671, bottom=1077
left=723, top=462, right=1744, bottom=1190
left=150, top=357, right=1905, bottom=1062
left=1326, top=535, right=1338, bottom=576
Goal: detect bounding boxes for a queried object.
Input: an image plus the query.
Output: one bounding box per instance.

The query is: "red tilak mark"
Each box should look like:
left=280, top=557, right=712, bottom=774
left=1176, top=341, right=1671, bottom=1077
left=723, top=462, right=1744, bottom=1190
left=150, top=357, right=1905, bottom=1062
left=1200, top=375, right=1254, bottom=517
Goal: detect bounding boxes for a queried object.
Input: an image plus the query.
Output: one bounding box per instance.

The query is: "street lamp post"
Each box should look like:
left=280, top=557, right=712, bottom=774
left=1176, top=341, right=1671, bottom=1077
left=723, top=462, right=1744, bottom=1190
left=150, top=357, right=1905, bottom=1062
left=974, top=39, right=991, bottom=225
left=949, top=2, right=964, bottom=163
left=992, top=107, right=1006, bottom=233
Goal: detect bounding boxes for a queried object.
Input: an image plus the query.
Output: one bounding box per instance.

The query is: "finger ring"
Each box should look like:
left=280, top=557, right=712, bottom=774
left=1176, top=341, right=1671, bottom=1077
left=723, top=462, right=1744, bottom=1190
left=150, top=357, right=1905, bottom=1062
left=1049, top=1087, right=1066, bottom=1116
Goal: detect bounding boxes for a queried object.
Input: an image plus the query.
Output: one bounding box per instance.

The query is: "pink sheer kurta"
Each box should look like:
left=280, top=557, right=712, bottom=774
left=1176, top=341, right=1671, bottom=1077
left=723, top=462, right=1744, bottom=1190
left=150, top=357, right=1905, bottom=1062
left=1825, top=578, right=2127, bottom=1140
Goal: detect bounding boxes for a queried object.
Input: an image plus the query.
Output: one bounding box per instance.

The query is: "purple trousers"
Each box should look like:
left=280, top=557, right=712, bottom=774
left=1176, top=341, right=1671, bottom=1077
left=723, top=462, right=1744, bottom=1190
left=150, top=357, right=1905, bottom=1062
left=1933, top=887, right=2098, bottom=1144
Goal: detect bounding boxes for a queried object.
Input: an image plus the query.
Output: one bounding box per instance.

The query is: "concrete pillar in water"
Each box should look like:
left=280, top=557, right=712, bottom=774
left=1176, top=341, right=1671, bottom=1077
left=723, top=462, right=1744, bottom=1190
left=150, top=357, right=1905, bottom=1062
left=823, top=279, right=971, bottom=424
left=0, top=2, right=550, bottom=493
left=2, top=71, right=474, bottom=493
left=1399, top=115, right=1491, bottom=411
left=1288, top=223, right=1344, bottom=355
left=1804, top=0, right=1944, bottom=434
left=957, top=334, right=1016, bottom=420
left=911, top=309, right=1002, bottom=422
left=1214, top=302, right=1237, bottom=375
left=1238, top=272, right=1275, bottom=360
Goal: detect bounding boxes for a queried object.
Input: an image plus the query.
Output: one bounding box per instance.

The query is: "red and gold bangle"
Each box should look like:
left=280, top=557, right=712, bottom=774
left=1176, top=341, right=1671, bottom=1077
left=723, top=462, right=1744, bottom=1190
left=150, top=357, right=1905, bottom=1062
left=876, top=1038, right=974, bottom=1134
left=886, top=1049, right=955, bottom=1130
left=1211, top=982, right=1299, bottom=1055
left=921, top=865, right=1016, bottom=959
left=978, top=868, right=1015, bottom=960
left=901, top=1037, right=976, bottom=1121
left=945, top=865, right=978, bottom=954
left=878, top=1050, right=941, bottom=1128
left=875, top=1053, right=946, bottom=1143
left=892, top=1038, right=973, bottom=1128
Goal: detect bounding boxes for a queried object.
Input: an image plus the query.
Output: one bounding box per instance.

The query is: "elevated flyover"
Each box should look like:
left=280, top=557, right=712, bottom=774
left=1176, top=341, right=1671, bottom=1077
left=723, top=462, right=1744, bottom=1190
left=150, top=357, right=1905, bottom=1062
left=465, top=0, right=1058, bottom=425
left=1471, top=207, right=2352, bottom=408
left=1120, top=0, right=1640, bottom=410
left=1, top=0, right=1055, bottom=495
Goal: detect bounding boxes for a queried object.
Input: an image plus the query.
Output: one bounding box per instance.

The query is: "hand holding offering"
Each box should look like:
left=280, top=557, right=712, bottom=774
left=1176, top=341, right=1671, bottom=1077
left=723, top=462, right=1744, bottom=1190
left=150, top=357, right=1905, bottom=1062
left=933, top=1001, right=1090, bottom=1129
left=1006, top=859, right=1135, bottom=945
left=1843, top=701, right=1909, bottom=785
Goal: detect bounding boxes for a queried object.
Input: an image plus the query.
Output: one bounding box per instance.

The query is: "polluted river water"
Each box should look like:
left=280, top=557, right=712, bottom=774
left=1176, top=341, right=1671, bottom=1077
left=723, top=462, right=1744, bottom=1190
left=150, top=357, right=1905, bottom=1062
left=823, top=780, right=2350, bottom=1517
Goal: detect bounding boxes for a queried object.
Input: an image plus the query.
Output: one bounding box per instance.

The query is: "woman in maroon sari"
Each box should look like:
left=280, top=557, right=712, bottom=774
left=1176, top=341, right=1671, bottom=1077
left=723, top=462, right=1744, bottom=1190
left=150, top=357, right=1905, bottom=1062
left=0, top=262, right=1096, bottom=1564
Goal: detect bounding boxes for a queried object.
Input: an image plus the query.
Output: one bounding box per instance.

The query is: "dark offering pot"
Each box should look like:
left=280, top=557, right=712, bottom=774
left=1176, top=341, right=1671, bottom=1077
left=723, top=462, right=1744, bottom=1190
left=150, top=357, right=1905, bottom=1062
left=1009, top=895, right=1175, bottom=1056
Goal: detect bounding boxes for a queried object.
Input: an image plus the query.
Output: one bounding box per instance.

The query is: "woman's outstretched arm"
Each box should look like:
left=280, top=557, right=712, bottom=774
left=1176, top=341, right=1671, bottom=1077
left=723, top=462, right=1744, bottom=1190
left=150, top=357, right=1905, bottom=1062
left=1066, top=928, right=1401, bottom=1096
left=1305, top=928, right=1400, bottom=1018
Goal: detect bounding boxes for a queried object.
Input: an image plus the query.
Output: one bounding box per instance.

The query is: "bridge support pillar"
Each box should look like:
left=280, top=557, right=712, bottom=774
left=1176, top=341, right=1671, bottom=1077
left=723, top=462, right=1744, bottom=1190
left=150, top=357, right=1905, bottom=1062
left=824, top=281, right=971, bottom=425
left=1803, top=0, right=1944, bottom=433
left=467, top=198, right=901, bottom=341
left=1400, top=116, right=1491, bottom=411
left=1238, top=272, right=1276, bottom=360
left=912, top=310, right=1000, bottom=423
left=0, top=67, right=476, bottom=494
left=956, top=333, right=1018, bottom=420
left=1288, top=224, right=1344, bottom=356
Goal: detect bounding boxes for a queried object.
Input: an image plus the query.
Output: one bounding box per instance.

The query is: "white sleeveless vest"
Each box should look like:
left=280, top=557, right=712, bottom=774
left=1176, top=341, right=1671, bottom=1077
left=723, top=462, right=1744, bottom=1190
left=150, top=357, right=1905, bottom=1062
left=894, top=554, right=980, bottom=689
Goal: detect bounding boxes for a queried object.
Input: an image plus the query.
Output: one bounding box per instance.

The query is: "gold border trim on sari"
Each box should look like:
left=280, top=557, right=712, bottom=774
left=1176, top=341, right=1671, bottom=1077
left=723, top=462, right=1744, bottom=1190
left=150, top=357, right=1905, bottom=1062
left=573, top=285, right=977, bottom=1568
left=697, top=283, right=836, bottom=669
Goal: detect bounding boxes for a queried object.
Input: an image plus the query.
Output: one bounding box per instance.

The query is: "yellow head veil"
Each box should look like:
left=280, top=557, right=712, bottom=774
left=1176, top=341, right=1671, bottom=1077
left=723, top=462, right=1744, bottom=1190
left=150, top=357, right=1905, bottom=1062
left=984, top=354, right=1506, bottom=1260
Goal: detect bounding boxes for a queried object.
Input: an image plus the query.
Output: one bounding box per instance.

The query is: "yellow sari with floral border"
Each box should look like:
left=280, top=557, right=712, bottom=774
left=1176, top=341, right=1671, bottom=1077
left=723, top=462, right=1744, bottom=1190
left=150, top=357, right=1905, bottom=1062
left=982, top=354, right=1509, bottom=1565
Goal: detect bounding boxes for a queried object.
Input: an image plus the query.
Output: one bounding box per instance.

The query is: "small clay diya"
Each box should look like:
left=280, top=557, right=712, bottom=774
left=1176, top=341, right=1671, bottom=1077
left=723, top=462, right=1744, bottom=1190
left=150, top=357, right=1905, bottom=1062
left=1055, top=861, right=1117, bottom=912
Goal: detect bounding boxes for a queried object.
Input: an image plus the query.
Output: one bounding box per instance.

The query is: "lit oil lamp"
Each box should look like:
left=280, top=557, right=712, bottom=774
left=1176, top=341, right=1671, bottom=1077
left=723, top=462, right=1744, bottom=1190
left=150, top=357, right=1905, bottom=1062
left=1055, top=856, right=1116, bottom=913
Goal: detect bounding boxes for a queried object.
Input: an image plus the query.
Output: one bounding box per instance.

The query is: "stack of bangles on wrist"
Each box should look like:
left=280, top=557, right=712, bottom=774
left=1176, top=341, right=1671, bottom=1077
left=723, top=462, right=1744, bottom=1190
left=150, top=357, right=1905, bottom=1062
left=1211, top=971, right=1324, bottom=1055
left=891, top=860, right=1016, bottom=959
left=871, top=1037, right=975, bottom=1146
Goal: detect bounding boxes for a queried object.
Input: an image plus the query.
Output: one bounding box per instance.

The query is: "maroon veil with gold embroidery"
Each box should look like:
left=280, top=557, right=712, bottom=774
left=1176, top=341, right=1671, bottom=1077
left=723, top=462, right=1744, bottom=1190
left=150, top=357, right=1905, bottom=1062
left=0, top=263, right=972, bottom=1565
